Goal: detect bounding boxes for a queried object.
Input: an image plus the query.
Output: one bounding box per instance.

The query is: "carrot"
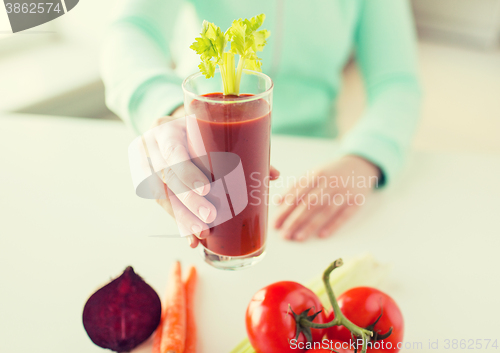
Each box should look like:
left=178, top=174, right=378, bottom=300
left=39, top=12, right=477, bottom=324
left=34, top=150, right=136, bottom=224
left=183, top=266, right=198, bottom=353
left=152, top=300, right=168, bottom=353
left=160, top=261, right=186, bottom=353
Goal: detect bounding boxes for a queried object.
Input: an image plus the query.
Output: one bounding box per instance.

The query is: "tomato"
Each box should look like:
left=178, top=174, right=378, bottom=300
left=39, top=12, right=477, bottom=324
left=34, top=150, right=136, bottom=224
left=326, top=287, right=404, bottom=353
left=306, top=339, right=355, bottom=352
left=246, top=281, right=327, bottom=353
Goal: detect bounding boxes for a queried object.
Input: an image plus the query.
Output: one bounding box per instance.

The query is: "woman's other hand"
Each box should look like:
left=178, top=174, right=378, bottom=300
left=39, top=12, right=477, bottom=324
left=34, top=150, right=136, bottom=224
left=273, top=155, right=381, bottom=241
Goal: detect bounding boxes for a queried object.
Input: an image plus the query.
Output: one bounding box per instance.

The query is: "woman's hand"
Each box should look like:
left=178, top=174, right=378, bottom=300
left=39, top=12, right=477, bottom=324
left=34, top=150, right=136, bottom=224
left=151, top=109, right=217, bottom=249
left=273, top=155, right=381, bottom=241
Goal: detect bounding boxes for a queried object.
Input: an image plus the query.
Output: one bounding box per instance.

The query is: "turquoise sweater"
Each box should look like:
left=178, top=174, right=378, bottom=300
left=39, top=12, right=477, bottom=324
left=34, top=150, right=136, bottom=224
left=101, top=0, right=422, bottom=186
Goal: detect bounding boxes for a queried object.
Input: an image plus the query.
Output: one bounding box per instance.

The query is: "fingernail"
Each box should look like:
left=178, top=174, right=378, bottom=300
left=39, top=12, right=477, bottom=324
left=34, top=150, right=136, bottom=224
left=199, top=206, right=210, bottom=222
left=193, top=181, right=205, bottom=195
left=187, top=236, right=193, bottom=246
left=191, top=224, right=202, bottom=235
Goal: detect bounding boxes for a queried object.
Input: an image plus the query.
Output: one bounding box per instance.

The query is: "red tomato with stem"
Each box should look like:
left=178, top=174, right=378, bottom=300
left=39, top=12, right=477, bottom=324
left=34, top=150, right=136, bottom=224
left=246, top=281, right=327, bottom=353
left=326, top=287, right=404, bottom=353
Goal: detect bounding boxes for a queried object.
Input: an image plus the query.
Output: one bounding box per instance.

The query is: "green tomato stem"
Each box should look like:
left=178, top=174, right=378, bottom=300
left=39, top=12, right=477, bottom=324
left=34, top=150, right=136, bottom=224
left=300, top=259, right=373, bottom=353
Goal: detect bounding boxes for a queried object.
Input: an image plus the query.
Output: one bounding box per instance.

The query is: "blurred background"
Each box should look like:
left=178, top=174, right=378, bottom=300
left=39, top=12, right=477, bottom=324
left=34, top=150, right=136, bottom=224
left=1, top=0, right=499, bottom=153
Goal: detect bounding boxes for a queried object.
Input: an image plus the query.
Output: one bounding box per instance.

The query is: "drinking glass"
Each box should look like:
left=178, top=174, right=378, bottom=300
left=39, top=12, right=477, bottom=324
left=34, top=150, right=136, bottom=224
left=182, top=69, right=273, bottom=270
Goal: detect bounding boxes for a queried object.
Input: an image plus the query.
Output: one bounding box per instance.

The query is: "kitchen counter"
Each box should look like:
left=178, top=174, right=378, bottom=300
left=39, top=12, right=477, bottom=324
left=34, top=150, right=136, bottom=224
left=1, top=113, right=499, bottom=352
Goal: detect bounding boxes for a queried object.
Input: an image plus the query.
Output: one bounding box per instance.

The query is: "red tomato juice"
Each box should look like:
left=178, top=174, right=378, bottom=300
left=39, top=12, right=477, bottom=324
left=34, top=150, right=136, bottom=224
left=188, top=93, right=271, bottom=257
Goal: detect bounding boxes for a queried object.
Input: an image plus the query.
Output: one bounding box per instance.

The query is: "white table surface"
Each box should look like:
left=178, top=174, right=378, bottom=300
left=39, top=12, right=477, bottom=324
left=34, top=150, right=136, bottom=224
left=1, top=114, right=499, bottom=353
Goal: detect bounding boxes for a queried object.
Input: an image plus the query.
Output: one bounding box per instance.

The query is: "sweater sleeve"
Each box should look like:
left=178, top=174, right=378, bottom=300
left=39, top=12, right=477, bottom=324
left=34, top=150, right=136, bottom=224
left=100, top=0, right=185, bottom=134
left=338, top=0, right=423, bottom=187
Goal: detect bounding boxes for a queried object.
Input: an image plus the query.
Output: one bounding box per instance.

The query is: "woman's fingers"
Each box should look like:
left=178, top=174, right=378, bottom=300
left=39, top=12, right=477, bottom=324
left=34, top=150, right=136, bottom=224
left=272, top=156, right=377, bottom=242
left=273, top=181, right=316, bottom=229
left=155, top=195, right=174, bottom=218
left=280, top=204, right=321, bottom=241
left=187, top=235, right=199, bottom=248
left=158, top=139, right=211, bottom=196
left=274, top=170, right=330, bottom=227
left=288, top=204, right=342, bottom=241
left=153, top=116, right=216, bottom=224
left=270, top=165, right=280, bottom=180
left=280, top=187, right=347, bottom=241
left=154, top=197, right=203, bottom=246
left=161, top=169, right=217, bottom=224
left=317, top=203, right=359, bottom=238
left=279, top=192, right=327, bottom=240
left=156, top=189, right=209, bottom=240
left=150, top=117, right=215, bottom=249
left=176, top=189, right=216, bottom=224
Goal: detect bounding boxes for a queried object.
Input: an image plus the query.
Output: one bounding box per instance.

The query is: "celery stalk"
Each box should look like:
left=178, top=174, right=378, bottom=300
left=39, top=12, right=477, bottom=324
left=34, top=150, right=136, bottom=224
left=229, top=253, right=391, bottom=353
left=190, top=15, right=270, bottom=96
left=234, top=56, right=245, bottom=95
left=223, top=52, right=237, bottom=95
